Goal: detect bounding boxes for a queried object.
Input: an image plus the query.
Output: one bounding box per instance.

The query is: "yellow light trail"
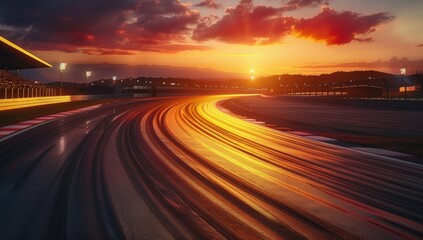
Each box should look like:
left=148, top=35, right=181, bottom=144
left=0, top=36, right=52, bottom=68
left=130, top=94, right=423, bottom=239
left=0, top=96, right=71, bottom=111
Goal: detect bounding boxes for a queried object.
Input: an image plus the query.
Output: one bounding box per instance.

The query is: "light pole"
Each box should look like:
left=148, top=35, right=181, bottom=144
left=86, top=71, right=92, bottom=87
left=250, top=68, right=255, bottom=92
left=112, top=76, right=117, bottom=87
left=400, top=68, right=407, bottom=100
left=112, top=76, right=117, bottom=94
left=60, top=63, right=67, bottom=95
left=279, top=76, right=282, bottom=95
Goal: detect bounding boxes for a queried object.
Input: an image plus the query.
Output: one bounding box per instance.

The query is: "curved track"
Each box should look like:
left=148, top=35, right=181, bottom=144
left=0, top=95, right=422, bottom=239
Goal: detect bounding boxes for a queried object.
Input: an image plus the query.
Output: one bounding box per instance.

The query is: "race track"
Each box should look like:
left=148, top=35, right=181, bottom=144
left=0, top=95, right=422, bottom=239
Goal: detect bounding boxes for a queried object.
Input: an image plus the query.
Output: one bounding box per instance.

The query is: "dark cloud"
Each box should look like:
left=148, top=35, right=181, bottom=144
left=133, top=44, right=210, bottom=53
left=193, top=0, right=296, bottom=45
left=417, top=44, right=423, bottom=47
left=0, top=0, right=201, bottom=53
left=135, top=0, right=190, bottom=15
left=199, top=15, right=220, bottom=26
left=80, top=49, right=135, bottom=55
left=295, top=7, right=394, bottom=45
left=195, top=0, right=221, bottom=9
left=19, top=42, right=80, bottom=53
left=282, top=0, right=331, bottom=11
left=0, top=0, right=136, bottom=45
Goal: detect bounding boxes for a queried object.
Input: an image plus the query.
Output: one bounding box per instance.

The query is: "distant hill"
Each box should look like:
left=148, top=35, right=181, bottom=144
left=22, top=64, right=399, bottom=87
left=320, top=71, right=395, bottom=81
left=20, top=63, right=243, bottom=83
left=260, top=70, right=395, bottom=85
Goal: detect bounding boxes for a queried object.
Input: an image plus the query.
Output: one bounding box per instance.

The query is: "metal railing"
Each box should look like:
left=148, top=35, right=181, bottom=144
left=0, top=87, right=58, bottom=99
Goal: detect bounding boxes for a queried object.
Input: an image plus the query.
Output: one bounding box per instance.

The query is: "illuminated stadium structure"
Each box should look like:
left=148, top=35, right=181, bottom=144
left=0, top=36, right=57, bottom=99
left=0, top=36, right=71, bottom=110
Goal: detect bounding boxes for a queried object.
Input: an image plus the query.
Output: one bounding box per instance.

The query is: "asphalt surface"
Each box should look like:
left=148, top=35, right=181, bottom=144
left=223, top=95, right=423, bottom=159
left=0, top=95, right=422, bottom=239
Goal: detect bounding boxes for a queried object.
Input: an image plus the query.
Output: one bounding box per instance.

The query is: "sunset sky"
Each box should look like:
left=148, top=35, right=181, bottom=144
left=1, top=0, right=422, bottom=81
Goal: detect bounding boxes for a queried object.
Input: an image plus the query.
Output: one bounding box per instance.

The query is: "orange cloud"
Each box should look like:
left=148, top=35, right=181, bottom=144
left=294, top=7, right=394, bottom=45
left=193, top=0, right=295, bottom=45
left=195, top=0, right=221, bottom=9
left=193, top=1, right=393, bottom=46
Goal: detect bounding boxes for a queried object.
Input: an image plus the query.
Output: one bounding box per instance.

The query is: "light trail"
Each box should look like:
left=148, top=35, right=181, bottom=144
left=119, top=95, right=423, bottom=239
left=0, top=95, right=422, bottom=239
left=0, top=96, right=71, bottom=110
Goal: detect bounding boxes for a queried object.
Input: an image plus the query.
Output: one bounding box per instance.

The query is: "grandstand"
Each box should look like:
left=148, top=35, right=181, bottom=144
left=0, top=36, right=56, bottom=99
left=0, top=36, right=71, bottom=110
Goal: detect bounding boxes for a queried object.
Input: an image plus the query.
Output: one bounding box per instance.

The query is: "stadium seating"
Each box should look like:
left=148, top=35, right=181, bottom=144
left=0, top=70, right=57, bottom=98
